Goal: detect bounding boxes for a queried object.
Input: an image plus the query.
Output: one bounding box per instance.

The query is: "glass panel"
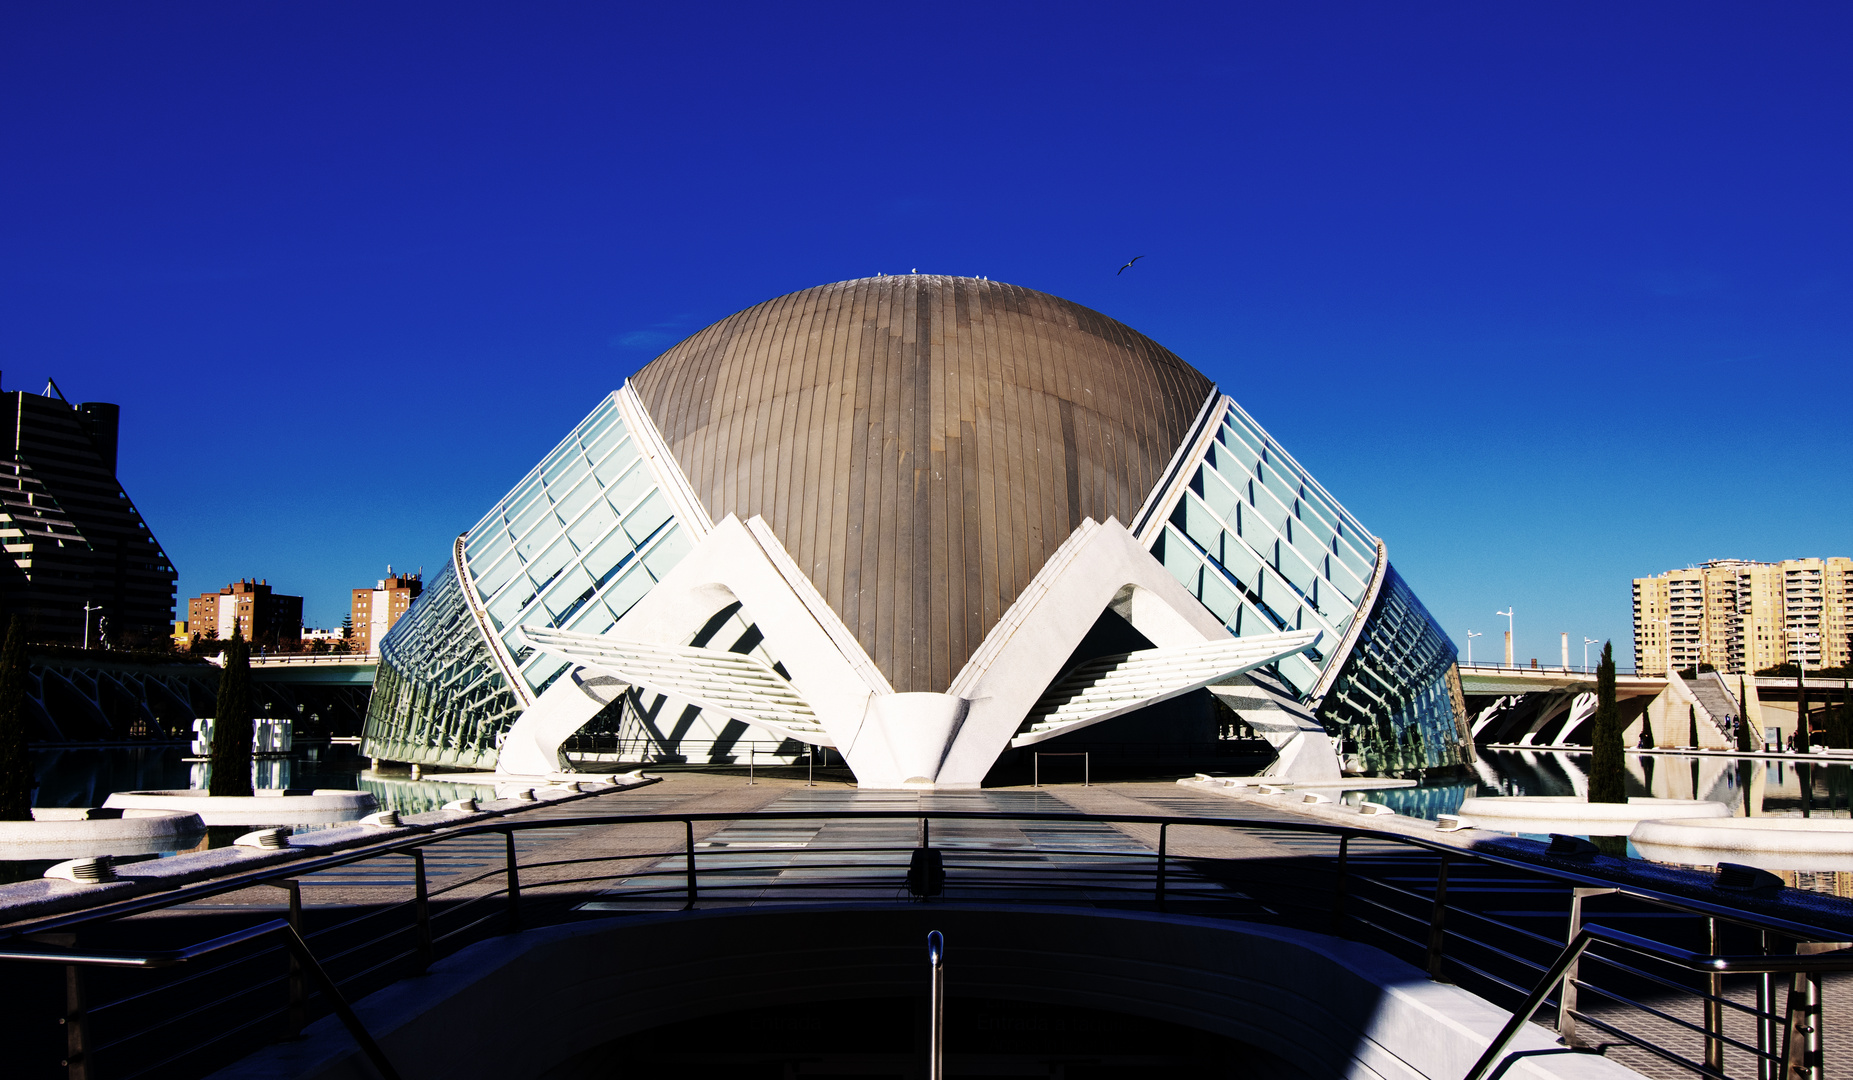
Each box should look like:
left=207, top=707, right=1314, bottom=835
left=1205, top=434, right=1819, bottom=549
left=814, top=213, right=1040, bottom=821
left=624, top=491, right=674, bottom=547
left=606, top=458, right=652, bottom=513
left=542, top=563, right=598, bottom=621
left=1198, top=568, right=1239, bottom=624
left=525, top=534, right=577, bottom=594
left=595, top=438, right=642, bottom=485
left=600, top=562, right=653, bottom=620
left=1199, top=467, right=1240, bottom=525
left=471, top=547, right=523, bottom=602
left=585, top=423, right=629, bottom=466
left=567, top=496, right=620, bottom=552
left=642, top=523, right=691, bottom=579
left=552, top=473, right=602, bottom=531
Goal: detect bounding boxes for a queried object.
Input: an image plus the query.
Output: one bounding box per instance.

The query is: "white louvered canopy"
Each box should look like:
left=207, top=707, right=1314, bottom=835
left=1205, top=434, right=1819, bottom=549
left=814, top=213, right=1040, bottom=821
left=1013, top=630, right=1321, bottom=747
left=518, top=625, right=834, bottom=747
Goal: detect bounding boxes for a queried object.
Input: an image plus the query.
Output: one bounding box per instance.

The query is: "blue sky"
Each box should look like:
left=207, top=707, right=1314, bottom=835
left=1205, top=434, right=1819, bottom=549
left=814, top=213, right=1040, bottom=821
left=2, top=4, right=1848, bottom=666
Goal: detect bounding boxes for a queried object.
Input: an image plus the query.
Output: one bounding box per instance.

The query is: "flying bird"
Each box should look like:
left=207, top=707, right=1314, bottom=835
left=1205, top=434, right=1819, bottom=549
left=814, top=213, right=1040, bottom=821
left=1117, top=255, right=1144, bottom=275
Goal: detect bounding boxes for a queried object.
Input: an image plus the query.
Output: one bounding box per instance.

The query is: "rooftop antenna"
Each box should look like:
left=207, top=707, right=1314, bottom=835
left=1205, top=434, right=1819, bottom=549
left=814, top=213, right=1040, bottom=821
left=44, top=377, right=69, bottom=404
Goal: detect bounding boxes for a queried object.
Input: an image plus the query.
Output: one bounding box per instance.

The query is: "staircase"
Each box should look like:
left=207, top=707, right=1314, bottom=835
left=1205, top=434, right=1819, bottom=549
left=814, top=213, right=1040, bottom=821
left=1674, top=670, right=1738, bottom=741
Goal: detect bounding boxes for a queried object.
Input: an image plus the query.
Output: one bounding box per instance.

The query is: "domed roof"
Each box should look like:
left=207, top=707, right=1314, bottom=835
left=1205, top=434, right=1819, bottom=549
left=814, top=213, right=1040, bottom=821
left=630, top=275, right=1215, bottom=693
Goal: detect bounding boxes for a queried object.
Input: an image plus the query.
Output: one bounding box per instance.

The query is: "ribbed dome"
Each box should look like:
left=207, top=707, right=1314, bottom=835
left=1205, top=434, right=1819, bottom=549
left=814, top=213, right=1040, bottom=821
left=630, top=275, right=1216, bottom=693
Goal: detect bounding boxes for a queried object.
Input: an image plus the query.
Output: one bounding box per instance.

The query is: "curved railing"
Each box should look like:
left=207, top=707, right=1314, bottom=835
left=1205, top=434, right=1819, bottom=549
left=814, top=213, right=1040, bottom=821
left=2, top=807, right=1849, bottom=1080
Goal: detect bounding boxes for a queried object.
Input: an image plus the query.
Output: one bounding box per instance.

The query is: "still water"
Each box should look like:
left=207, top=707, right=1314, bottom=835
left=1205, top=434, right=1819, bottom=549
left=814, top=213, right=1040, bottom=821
left=28, top=743, right=497, bottom=820
left=1341, top=748, right=1853, bottom=822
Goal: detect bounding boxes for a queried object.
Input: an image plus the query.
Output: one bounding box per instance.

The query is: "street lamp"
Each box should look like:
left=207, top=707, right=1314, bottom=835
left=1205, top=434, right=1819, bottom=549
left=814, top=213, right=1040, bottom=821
left=82, top=601, right=102, bottom=650
left=1465, top=630, right=1482, bottom=665
left=1495, top=608, right=1514, bottom=668
left=1583, top=637, right=1599, bottom=671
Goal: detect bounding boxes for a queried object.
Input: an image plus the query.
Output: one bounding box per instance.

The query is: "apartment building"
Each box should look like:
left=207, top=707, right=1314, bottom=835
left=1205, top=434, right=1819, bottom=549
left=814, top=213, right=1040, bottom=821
left=185, top=579, right=304, bottom=650
left=1633, top=557, right=1853, bottom=675
left=350, top=570, right=421, bottom=654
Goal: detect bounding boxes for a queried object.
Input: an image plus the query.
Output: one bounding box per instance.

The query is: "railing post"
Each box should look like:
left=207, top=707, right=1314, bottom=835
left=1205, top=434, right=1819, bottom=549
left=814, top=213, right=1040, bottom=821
left=1760, top=931, right=1778, bottom=1080
left=1329, top=833, right=1350, bottom=934
left=1084, top=752, right=1090, bottom=787
left=503, top=829, right=520, bottom=934
left=1706, top=917, right=1724, bottom=1072
left=927, top=930, right=945, bottom=1080
left=411, top=849, right=433, bottom=973
left=1783, top=969, right=1823, bottom=1080
left=63, top=963, right=87, bottom=1080
left=1155, top=822, right=1168, bottom=904
left=684, top=819, right=697, bottom=908
left=263, top=879, right=306, bottom=1037
left=1426, top=855, right=1450, bottom=980
left=1558, top=887, right=1615, bottom=1046
left=1033, top=753, right=1039, bottom=789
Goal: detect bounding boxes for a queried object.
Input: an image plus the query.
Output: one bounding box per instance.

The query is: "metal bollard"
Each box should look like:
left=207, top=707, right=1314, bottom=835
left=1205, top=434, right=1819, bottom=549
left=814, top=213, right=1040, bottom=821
left=1426, top=856, right=1450, bottom=980
left=927, top=931, right=945, bottom=1080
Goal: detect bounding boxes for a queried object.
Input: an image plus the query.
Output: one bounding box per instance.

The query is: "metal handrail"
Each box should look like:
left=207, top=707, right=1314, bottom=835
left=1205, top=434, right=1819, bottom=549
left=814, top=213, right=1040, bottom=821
left=1466, top=923, right=1853, bottom=1080
left=0, top=919, right=401, bottom=1080
left=5, top=807, right=1851, bottom=1080
left=5, top=809, right=1847, bottom=944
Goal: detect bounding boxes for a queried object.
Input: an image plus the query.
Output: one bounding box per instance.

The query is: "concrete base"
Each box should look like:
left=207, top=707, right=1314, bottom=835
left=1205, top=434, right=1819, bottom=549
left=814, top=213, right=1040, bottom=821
left=210, top=905, right=1644, bottom=1080
left=1630, top=817, right=1853, bottom=872
left=102, top=789, right=377, bottom=826
left=1454, top=796, right=1729, bottom=836
left=0, top=808, right=206, bottom=859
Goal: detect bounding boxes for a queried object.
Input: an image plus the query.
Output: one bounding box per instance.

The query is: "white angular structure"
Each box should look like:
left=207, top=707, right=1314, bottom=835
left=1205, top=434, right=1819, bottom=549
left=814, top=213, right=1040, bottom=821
left=365, top=277, right=1469, bottom=787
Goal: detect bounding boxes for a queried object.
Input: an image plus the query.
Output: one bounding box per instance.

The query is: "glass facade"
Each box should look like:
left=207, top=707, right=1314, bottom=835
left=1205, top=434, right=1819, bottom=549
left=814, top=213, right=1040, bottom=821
left=456, top=394, right=693, bottom=698
left=364, top=556, right=519, bottom=767
left=364, top=393, right=699, bottom=767
left=1152, top=400, right=1378, bottom=696
left=1314, top=566, right=1471, bottom=776
left=1147, top=398, right=1469, bottom=776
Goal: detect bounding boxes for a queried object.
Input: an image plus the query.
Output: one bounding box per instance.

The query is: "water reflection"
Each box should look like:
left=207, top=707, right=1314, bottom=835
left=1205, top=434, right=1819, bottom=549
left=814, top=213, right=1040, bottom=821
left=1340, top=750, right=1853, bottom=823
left=27, top=744, right=496, bottom=819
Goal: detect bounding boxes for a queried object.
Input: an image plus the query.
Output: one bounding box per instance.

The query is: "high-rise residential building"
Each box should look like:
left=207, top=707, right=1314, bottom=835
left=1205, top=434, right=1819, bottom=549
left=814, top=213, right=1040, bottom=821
left=186, top=579, right=303, bottom=650
left=0, top=379, right=178, bottom=646
left=351, top=571, right=422, bottom=654
left=1632, top=557, right=1853, bottom=675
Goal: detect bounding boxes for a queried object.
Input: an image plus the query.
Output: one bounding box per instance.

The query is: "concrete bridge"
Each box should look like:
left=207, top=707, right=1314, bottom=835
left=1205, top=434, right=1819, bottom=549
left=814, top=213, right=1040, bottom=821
left=25, top=651, right=377, bottom=743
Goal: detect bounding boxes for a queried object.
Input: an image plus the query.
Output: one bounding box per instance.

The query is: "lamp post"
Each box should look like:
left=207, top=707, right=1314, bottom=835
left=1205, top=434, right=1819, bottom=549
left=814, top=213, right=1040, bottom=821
left=1466, top=631, right=1481, bottom=665
left=82, top=600, right=102, bottom=650
left=1584, top=637, right=1599, bottom=671
left=1496, top=609, right=1514, bottom=668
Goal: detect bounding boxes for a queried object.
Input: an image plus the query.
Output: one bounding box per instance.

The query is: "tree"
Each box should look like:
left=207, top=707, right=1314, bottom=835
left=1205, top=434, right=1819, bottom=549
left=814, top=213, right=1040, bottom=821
left=208, top=629, right=255, bottom=797
left=1688, top=704, right=1699, bottom=749
left=1588, top=641, right=1626, bottom=804
left=0, top=617, right=32, bottom=820
left=1736, top=676, right=1758, bottom=752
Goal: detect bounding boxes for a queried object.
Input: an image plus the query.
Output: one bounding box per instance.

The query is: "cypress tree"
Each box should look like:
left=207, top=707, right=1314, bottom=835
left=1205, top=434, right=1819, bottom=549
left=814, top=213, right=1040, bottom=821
left=1689, top=704, right=1699, bottom=749
left=0, top=617, right=32, bottom=820
left=208, top=629, right=255, bottom=797
left=1588, top=641, right=1627, bottom=803
left=1736, top=676, right=1758, bottom=752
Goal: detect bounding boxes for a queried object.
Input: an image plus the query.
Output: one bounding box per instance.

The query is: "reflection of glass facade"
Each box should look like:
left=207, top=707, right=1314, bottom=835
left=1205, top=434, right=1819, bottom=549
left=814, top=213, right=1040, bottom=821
left=1147, top=397, right=1469, bottom=776
left=364, top=393, right=699, bottom=767
left=1315, top=566, right=1470, bottom=776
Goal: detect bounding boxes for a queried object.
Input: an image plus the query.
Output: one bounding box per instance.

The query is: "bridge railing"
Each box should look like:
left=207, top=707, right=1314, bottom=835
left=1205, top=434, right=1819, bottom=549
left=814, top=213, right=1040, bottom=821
left=0, top=807, right=1846, bottom=1080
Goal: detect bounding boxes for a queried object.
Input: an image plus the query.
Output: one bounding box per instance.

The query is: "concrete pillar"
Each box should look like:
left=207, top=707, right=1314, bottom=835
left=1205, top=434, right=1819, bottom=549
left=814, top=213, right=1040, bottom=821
left=1561, top=633, right=1569, bottom=671
left=1504, top=631, right=1513, bottom=668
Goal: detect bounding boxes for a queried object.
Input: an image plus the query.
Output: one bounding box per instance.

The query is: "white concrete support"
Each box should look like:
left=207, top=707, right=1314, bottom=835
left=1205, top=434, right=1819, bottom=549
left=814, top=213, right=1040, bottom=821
left=496, top=669, right=628, bottom=776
